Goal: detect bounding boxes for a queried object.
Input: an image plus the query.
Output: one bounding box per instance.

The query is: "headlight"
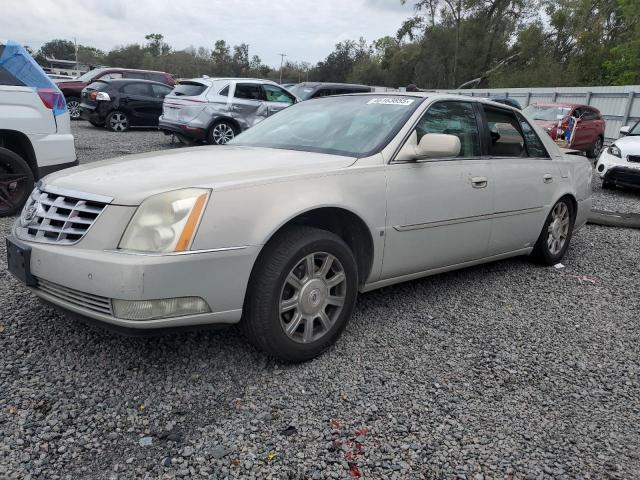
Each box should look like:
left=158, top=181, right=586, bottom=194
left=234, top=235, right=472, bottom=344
left=119, top=188, right=210, bottom=253
left=607, top=145, right=621, bottom=158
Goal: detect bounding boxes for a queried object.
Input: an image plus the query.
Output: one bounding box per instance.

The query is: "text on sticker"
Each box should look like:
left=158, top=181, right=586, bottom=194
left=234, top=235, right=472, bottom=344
left=367, top=98, right=415, bottom=106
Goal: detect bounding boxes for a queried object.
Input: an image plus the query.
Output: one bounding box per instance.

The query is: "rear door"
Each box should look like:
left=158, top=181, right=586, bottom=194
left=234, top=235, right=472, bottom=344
left=261, top=84, right=295, bottom=116
left=383, top=100, right=494, bottom=278
left=481, top=106, right=560, bottom=255
left=120, top=82, right=157, bottom=126
left=230, top=82, right=268, bottom=128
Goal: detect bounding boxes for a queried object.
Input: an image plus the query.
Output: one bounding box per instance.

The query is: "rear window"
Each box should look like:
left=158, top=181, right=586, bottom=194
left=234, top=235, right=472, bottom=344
left=0, top=66, right=24, bottom=86
left=85, top=80, right=109, bottom=91
left=173, top=82, right=207, bottom=97
left=148, top=72, right=168, bottom=83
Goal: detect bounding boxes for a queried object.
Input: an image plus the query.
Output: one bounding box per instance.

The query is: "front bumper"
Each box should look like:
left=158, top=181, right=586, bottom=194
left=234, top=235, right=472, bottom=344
left=8, top=233, right=260, bottom=330
left=158, top=118, right=207, bottom=141
left=603, top=166, right=640, bottom=189
left=595, top=150, right=640, bottom=179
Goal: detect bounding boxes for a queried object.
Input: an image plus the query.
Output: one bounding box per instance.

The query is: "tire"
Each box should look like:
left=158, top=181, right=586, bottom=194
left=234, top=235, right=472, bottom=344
left=0, top=147, right=35, bottom=217
left=89, top=120, right=104, bottom=127
left=207, top=120, right=237, bottom=145
left=602, top=180, right=614, bottom=190
left=242, top=226, right=359, bottom=362
left=66, top=97, right=81, bottom=120
left=530, top=197, right=575, bottom=265
left=587, top=136, right=603, bottom=159
left=106, top=111, right=130, bottom=132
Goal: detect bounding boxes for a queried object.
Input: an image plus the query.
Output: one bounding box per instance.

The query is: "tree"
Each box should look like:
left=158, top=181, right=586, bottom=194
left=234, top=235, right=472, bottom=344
left=145, top=33, right=170, bottom=57
left=37, top=39, right=75, bottom=61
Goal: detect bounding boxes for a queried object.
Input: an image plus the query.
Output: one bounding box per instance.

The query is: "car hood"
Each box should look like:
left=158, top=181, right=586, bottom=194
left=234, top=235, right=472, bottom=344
left=43, top=146, right=357, bottom=205
left=611, top=135, right=640, bottom=156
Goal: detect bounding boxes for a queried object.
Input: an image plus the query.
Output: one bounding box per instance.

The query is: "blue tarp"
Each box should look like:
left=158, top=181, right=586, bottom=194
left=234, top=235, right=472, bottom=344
left=0, top=40, right=67, bottom=116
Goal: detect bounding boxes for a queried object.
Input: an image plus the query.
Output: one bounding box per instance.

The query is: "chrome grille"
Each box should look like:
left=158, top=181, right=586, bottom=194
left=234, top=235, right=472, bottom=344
left=16, top=186, right=109, bottom=245
left=37, top=278, right=113, bottom=315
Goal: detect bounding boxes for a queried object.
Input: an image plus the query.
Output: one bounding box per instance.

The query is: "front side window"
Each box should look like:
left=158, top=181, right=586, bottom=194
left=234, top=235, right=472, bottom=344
left=234, top=83, right=263, bottom=101
left=414, top=101, right=481, bottom=157
left=262, top=84, right=295, bottom=104
left=218, top=84, right=230, bottom=96
left=516, top=113, right=549, bottom=158
left=484, top=107, right=526, bottom=157
left=122, top=82, right=151, bottom=96
left=229, top=95, right=422, bottom=157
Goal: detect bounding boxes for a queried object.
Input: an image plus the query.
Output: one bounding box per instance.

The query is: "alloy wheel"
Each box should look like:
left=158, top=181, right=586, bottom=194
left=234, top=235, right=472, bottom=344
left=67, top=100, right=81, bottom=119
left=593, top=137, right=603, bottom=157
left=279, top=252, right=347, bottom=344
left=109, top=113, right=129, bottom=132
left=547, top=202, right=570, bottom=255
left=211, top=123, right=235, bottom=144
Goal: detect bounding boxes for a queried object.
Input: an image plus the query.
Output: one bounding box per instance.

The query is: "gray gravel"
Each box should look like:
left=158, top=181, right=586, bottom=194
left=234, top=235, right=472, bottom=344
left=1, top=122, right=640, bottom=479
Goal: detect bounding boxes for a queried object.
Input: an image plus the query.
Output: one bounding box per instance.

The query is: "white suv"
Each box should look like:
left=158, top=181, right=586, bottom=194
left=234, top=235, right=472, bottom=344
left=0, top=41, right=77, bottom=216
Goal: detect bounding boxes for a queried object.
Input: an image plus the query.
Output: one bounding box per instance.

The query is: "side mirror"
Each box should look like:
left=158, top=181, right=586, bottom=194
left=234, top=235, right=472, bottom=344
left=620, top=125, right=630, bottom=136
left=397, top=132, right=461, bottom=161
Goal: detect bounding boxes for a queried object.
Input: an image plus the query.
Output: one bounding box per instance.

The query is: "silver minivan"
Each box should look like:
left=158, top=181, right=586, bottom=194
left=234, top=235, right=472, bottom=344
left=158, top=78, right=298, bottom=145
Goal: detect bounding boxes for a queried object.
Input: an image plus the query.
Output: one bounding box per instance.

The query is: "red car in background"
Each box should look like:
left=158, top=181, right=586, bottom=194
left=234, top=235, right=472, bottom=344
left=523, top=102, right=605, bottom=158
left=55, top=68, right=175, bottom=120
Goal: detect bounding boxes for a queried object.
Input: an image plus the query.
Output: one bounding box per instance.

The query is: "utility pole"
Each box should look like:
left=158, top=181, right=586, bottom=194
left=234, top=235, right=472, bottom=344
left=278, top=53, right=287, bottom=84
left=74, top=37, right=78, bottom=66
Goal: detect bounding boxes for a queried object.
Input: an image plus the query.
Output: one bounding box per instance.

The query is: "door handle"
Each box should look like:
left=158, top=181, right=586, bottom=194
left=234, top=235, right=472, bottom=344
left=543, top=174, right=553, bottom=184
left=471, top=176, right=488, bottom=188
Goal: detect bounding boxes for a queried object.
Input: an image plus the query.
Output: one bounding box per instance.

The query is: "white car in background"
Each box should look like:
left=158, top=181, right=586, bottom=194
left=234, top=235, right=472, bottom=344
left=595, top=121, right=640, bottom=189
left=0, top=41, right=76, bottom=216
left=7, top=93, right=591, bottom=362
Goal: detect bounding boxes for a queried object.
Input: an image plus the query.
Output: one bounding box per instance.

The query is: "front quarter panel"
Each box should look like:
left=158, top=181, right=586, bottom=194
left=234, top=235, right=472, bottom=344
left=191, top=161, right=387, bottom=283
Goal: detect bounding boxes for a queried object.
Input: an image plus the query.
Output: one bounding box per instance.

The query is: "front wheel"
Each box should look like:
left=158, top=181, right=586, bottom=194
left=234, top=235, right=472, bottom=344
left=242, top=226, right=359, bottom=362
left=587, top=137, right=603, bottom=159
left=207, top=121, right=236, bottom=145
left=531, top=198, right=575, bottom=265
left=106, top=111, right=130, bottom=132
left=0, top=148, right=35, bottom=217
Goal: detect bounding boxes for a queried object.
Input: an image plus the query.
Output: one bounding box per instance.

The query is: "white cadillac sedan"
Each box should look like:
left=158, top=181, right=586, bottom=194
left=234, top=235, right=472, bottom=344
left=6, top=93, right=592, bottom=362
left=595, top=120, right=640, bottom=189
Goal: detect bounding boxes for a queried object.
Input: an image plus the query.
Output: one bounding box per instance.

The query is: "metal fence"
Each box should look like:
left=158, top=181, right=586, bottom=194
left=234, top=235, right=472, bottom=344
left=373, top=85, right=640, bottom=142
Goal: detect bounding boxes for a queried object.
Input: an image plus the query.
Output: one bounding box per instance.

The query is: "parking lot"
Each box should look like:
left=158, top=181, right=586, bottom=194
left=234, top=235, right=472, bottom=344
left=1, top=123, right=640, bottom=479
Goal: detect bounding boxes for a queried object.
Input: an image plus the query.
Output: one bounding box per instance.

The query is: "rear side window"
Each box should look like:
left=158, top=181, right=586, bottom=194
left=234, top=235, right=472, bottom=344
left=234, top=83, right=264, bottom=100
left=122, top=82, right=152, bottom=96
left=415, top=101, right=481, bottom=157
left=0, top=66, right=25, bottom=86
left=147, top=72, right=167, bottom=83
left=173, top=82, right=207, bottom=97
left=484, top=107, right=525, bottom=157
left=99, top=72, right=123, bottom=80
left=516, top=113, right=549, bottom=158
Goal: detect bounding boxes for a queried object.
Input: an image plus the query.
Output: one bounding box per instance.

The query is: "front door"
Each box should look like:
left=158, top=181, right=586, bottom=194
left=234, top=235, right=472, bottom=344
left=383, top=100, right=494, bottom=279
left=230, top=83, right=268, bottom=129
left=262, top=84, right=296, bottom=116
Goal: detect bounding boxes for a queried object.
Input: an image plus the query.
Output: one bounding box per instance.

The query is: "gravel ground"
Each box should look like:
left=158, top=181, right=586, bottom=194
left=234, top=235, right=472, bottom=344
left=1, top=123, right=640, bottom=479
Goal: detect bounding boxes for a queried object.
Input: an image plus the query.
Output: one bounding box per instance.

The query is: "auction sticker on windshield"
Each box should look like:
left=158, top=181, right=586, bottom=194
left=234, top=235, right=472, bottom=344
left=367, top=98, right=415, bottom=106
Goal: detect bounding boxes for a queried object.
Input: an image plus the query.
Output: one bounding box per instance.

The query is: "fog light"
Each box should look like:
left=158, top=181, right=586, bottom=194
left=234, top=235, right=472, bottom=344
left=112, top=297, right=211, bottom=321
left=597, top=164, right=605, bottom=172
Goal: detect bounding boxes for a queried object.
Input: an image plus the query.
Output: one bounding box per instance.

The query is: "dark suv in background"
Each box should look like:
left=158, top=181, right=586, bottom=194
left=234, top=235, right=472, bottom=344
left=79, top=79, right=173, bottom=132
left=56, top=68, right=175, bottom=119
left=288, top=82, right=371, bottom=100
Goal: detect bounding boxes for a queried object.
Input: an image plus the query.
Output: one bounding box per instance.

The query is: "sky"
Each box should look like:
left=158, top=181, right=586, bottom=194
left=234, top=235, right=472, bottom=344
left=4, top=0, right=415, bottom=66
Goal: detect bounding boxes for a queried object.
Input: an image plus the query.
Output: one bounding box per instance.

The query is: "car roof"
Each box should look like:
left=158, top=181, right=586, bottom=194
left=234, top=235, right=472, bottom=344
left=101, top=67, right=169, bottom=75
left=181, top=77, right=277, bottom=85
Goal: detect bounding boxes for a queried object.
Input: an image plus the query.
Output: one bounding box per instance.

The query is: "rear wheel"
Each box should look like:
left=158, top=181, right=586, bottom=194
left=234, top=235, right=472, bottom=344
left=0, top=147, right=35, bottom=217
left=106, top=111, right=130, bottom=132
left=207, top=121, right=236, bottom=145
left=242, top=226, right=358, bottom=362
left=531, top=198, right=575, bottom=265
left=587, top=136, right=603, bottom=158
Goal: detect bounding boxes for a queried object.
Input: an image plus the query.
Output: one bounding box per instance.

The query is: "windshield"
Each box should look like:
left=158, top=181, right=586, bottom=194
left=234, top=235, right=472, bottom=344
left=523, top=105, right=572, bottom=121
left=76, top=68, right=107, bottom=82
left=229, top=95, right=423, bottom=157
left=288, top=84, right=315, bottom=100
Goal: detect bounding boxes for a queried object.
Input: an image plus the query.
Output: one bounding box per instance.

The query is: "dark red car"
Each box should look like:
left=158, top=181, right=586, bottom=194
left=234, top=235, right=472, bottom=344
left=523, top=102, right=605, bottom=158
left=56, top=68, right=175, bottom=119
